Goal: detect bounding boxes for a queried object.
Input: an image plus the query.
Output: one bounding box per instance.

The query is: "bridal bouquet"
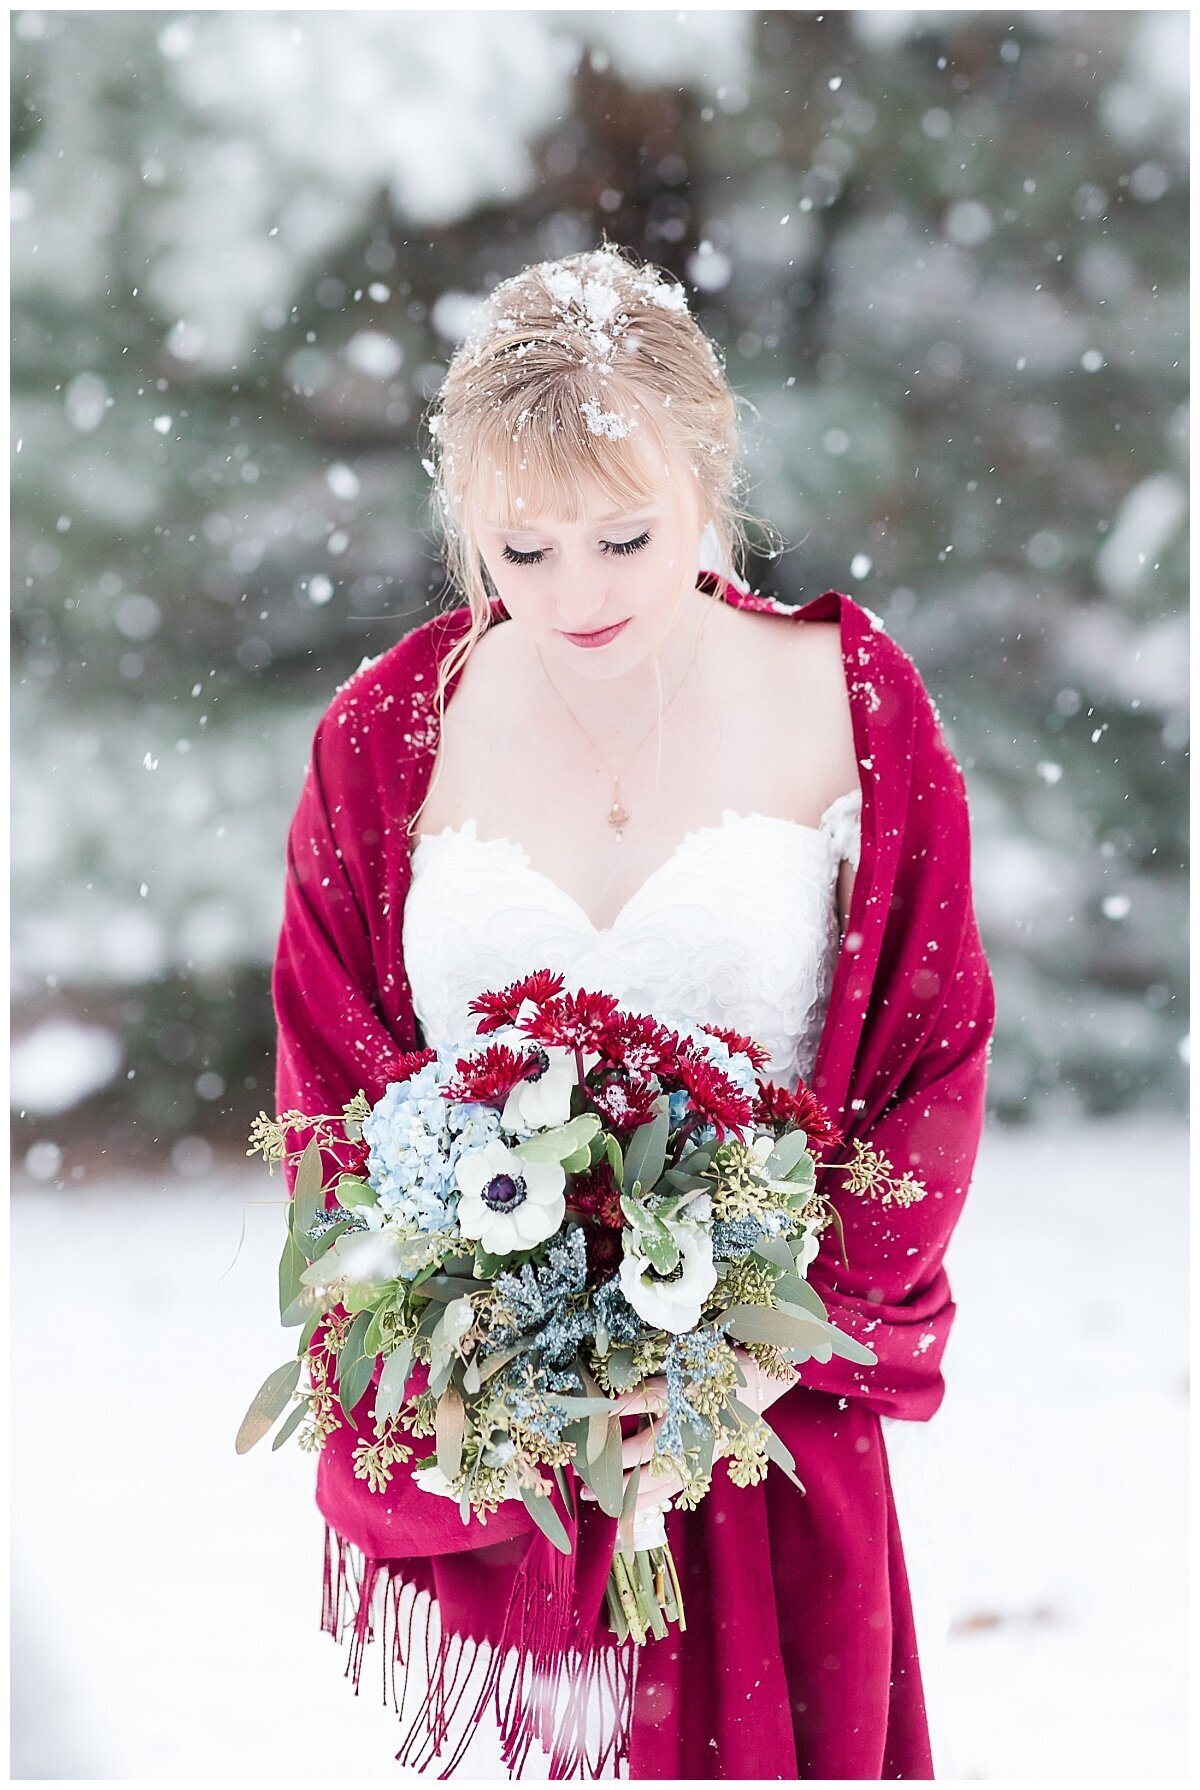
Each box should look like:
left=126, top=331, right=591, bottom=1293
left=238, top=969, right=902, bottom=1644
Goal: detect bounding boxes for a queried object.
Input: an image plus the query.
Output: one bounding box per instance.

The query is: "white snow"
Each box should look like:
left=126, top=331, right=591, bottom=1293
left=9, top=1115, right=1187, bottom=1779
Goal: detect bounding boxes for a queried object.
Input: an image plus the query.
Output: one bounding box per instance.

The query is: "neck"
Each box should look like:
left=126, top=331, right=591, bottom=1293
left=519, top=582, right=720, bottom=735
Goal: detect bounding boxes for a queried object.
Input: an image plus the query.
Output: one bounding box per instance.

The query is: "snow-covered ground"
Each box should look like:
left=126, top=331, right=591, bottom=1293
left=10, top=1115, right=1189, bottom=1782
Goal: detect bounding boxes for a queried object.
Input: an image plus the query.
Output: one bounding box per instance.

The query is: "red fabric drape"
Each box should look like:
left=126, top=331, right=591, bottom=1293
left=272, top=578, right=996, bottom=1779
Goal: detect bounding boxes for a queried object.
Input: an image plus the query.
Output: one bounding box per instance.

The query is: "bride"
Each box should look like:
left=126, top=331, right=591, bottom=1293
left=272, top=243, right=994, bottom=1779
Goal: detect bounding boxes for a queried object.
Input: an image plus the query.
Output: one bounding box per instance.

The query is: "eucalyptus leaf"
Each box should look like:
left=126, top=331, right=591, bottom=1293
left=561, top=1144, right=593, bottom=1175
left=375, top=1338, right=414, bottom=1424
left=280, top=1284, right=334, bottom=1330
left=426, top=1352, right=454, bottom=1401
left=603, top=1347, right=638, bottom=1392
left=590, top=1416, right=625, bottom=1518
left=579, top=1364, right=609, bottom=1467
left=338, top=1349, right=379, bottom=1424
left=826, top=1327, right=878, bottom=1367
left=435, top=1385, right=466, bottom=1481
left=604, top=1133, right=624, bottom=1183
left=278, top=1227, right=308, bottom=1321
left=677, top=1143, right=714, bottom=1175
left=476, top=1342, right=523, bottom=1384
left=292, top=1137, right=326, bottom=1242
left=518, top=1478, right=572, bottom=1555
left=309, top=1216, right=355, bottom=1262
left=762, top=1130, right=810, bottom=1181
left=236, top=1358, right=302, bottom=1454
left=659, top=1168, right=711, bottom=1194
left=511, top=1113, right=601, bottom=1165
left=362, top=1305, right=388, bottom=1358
left=777, top=1273, right=829, bottom=1320
left=619, top=1195, right=678, bottom=1272
left=784, top=1153, right=817, bottom=1192
left=638, top=1227, right=681, bottom=1276
left=722, top=1303, right=837, bottom=1355
left=622, top=1108, right=669, bottom=1199
left=270, top=1396, right=310, bottom=1452
left=420, top=1276, right=480, bottom=1304
left=336, top=1309, right=376, bottom=1426
left=335, top=1175, right=378, bottom=1210
left=619, top=1460, right=642, bottom=1529
left=751, top=1236, right=795, bottom=1278
left=762, top=1422, right=807, bottom=1494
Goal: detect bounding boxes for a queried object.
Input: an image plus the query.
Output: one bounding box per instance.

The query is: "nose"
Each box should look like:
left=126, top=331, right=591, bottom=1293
left=556, top=584, right=612, bottom=631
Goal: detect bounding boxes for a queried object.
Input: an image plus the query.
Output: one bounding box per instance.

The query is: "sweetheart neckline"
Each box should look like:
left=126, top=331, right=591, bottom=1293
left=410, top=796, right=860, bottom=939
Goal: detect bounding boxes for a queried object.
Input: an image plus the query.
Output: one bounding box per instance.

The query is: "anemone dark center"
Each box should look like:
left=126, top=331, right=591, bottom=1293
left=522, top=1046, right=551, bottom=1084
left=647, top=1257, right=686, bottom=1284
left=483, top=1172, right=528, bottom=1213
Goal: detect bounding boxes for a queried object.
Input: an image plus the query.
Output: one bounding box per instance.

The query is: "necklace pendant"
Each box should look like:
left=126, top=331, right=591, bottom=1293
left=607, top=797, right=630, bottom=838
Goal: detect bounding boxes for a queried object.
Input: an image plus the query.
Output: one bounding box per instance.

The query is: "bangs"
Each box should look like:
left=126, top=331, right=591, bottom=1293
left=460, top=377, right=673, bottom=534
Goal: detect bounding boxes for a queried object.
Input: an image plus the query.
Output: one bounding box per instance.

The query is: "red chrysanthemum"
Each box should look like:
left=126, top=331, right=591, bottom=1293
left=467, top=967, right=566, bottom=1035
left=566, top=1162, right=627, bottom=1286
left=603, top=1009, right=685, bottom=1080
left=523, top=987, right=626, bottom=1058
left=753, top=1077, right=843, bottom=1152
left=587, top=1070, right=662, bottom=1135
left=673, top=1042, right=755, bottom=1140
left=372, top=1047, right=438, bottom=1096
left=440, top=1040, right=546, bottom=1108
left=338, top=1136, right=372, bottom=1179
left=695, top=1021, right=772, bottom=1073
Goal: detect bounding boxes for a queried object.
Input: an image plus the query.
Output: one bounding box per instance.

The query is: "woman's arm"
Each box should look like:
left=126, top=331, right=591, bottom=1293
left=793, top=646, right=996, bottom=1423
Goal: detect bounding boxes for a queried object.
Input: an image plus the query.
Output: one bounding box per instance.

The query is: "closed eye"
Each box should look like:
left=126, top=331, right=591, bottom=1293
left=501, top=531, right=652, bottom=567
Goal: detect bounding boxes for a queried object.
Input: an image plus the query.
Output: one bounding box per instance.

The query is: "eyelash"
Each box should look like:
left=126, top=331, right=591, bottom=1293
left=501, top=531, right=652, bottom=567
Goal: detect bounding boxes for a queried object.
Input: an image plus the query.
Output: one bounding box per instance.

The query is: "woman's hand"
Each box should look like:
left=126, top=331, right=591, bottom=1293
left=579, top=1353, right=799, bottom=1531
left=728, top=1348, right=797, bottom=1417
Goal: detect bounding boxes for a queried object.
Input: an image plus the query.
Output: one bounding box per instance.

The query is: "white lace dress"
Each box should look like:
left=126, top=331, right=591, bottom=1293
left=401, top=787, right=954, bottom=1772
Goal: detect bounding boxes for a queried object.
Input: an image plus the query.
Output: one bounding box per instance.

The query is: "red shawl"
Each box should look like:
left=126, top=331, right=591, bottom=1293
left=272, top=575, right=996, bottom=1779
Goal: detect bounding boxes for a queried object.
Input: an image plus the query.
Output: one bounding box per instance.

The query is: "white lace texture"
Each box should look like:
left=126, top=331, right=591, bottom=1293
left=402, top=789, right=862, bottom=1090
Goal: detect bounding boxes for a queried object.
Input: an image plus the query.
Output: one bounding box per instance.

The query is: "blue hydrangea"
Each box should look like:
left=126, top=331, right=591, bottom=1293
left=362, top=1054, right=503, bottom=1234
left=673, top=1022, right=761, bottom=1100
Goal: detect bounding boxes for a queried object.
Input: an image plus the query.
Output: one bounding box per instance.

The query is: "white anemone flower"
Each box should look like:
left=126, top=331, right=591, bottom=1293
left=619, top=1220, right=718, bottom=1335
left=455, top=1136, right=566, bottom=1255
left=499, top=1041, right=578, bottom=1131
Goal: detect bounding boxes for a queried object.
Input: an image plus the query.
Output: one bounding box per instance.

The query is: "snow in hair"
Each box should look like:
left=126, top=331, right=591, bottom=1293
left=418, top=244, right=764, bottom=728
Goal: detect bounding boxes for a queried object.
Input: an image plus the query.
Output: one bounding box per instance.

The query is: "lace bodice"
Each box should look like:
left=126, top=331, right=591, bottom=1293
left=401, top=789, right=861, bottom=1090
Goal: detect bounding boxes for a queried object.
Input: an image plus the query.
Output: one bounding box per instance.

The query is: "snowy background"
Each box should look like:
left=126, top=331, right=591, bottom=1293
left=10, top=1116, right=1189, bottom=1780
left=8, top=9, right=1190, bottom=1782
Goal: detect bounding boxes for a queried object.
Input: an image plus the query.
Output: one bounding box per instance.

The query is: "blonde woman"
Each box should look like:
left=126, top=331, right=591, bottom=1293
left=273, top=244, right=994, bottom=1779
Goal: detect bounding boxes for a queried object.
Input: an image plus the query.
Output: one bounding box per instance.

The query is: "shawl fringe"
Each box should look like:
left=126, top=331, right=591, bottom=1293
left=320, top=1522, right=636, bottom=1779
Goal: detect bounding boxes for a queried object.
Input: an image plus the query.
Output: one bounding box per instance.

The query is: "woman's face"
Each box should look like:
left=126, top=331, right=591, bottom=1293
left=474, top=434, right=711, bottom=684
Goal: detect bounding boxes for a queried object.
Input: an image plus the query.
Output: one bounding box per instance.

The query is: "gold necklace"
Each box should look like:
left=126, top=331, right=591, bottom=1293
left=533, top=617, right=704, bottom=841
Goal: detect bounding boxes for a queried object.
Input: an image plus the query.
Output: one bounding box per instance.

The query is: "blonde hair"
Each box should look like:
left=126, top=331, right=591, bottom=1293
left=411, top=240, right=777, bottom=832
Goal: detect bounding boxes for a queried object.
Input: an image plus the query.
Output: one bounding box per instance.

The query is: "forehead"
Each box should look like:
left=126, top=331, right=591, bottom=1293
left=475, top=455, right=673, bottom=533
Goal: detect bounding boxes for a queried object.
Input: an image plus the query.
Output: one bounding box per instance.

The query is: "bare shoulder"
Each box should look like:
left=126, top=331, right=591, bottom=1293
left=768, top=615, right=859, bottom=806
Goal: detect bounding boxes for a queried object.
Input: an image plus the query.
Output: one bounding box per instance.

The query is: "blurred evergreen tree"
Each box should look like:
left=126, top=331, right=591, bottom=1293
left=10, top=10, right=1187, bottom=1169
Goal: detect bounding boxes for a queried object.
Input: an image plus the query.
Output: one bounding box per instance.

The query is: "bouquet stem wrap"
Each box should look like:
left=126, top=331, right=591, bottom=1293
left=272, top=578, right=996, bottom=1779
